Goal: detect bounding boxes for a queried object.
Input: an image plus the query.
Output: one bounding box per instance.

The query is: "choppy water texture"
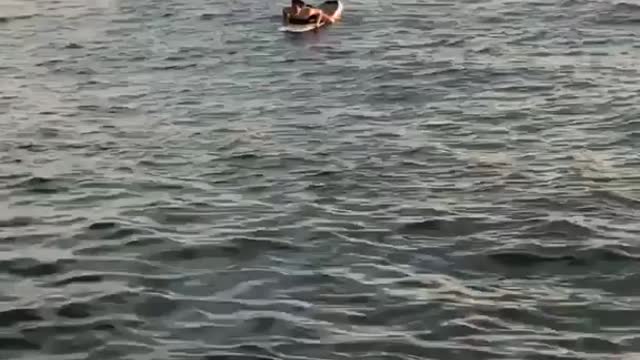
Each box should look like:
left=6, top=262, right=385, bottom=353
left=2, top=0, right=640, bottom=358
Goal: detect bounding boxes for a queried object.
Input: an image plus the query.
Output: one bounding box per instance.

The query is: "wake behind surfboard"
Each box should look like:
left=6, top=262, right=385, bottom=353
left=279, top=0, right=343, bottom=33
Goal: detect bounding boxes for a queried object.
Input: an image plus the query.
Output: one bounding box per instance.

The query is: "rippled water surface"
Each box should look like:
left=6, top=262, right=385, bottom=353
left=2, top=0, right=640, bottom=358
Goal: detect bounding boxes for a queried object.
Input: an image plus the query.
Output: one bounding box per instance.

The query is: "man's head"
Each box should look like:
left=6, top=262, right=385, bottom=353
left=291, top=0, right=304, bottom=11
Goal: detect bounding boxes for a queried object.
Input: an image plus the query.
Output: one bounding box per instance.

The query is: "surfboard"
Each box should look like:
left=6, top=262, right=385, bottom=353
left=279, top=22, right=320, bottom=33
left=279, top=0, right=343, bottom=33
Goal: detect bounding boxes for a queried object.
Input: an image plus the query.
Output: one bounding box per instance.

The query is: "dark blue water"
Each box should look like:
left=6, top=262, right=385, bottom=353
left=2, top=0, right=640, bottom=359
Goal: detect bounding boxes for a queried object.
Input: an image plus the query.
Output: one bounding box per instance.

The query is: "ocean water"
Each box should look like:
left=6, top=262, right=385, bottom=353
left=2, top=0, right=640, bottom=359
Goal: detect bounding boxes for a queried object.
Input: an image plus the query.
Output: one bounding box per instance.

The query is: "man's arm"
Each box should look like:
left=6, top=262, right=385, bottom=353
left=320, top=12, right=335, bottom=24
left=315, top=11, right=323, bottom=26
left=314, top=10, right=334, bottom=26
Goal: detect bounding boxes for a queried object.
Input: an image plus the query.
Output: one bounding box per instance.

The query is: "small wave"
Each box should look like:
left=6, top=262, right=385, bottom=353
left=15, top=143, right=48, bottom=152
left=592, top=189, right=640, bottom=210
left=593, top=1, right=640, bottom=25
left=57, top=302, right=94, bottom=319
left=146, top=237, right=298, bottom=263
left=522, top=218, right=596, bottom=240
left=550, top=335, right=622, bottom=354
left=0, top=14, right=35, bottom=23
left=0, top=216, right=34, bottom=228
left=133, top=292, right=179, bottom=318
left=613, top=2, right=640, bottom=12
left=64, top=43, right=83, bottom=49
left=488, top=251, right=579, bottom=266
left=81, top=220, right=148, bottom=242
left=0, top=257, right=74, bottom=277
left=19, top=315, right=144, bottom=348
left=484, top=245, right=640, bottom=268
left=150, top=63, right=197, bottom=71
left=203, top=353, right=277, bottom=360
left=52, top=274, right=104, bottom=287
left=9, top=176, right=66, bottom=195
left=0, top=337, right=39, bottom=350
left=398, top=217, right=495, bottom=237
left=0, top=308, right=42, bottom=327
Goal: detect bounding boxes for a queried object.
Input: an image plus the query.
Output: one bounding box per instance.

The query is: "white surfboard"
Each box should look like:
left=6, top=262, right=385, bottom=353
left=279, top=23, right=320, bottom=33
left=279, top=0, right=343, bottom=33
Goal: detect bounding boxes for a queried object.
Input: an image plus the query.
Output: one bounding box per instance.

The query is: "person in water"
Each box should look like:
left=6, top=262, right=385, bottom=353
left=282, top=0, right=335, bottom=27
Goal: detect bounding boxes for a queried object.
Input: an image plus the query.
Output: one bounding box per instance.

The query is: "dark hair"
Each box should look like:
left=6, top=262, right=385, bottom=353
left=292, top=0, right=304, bottom=5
